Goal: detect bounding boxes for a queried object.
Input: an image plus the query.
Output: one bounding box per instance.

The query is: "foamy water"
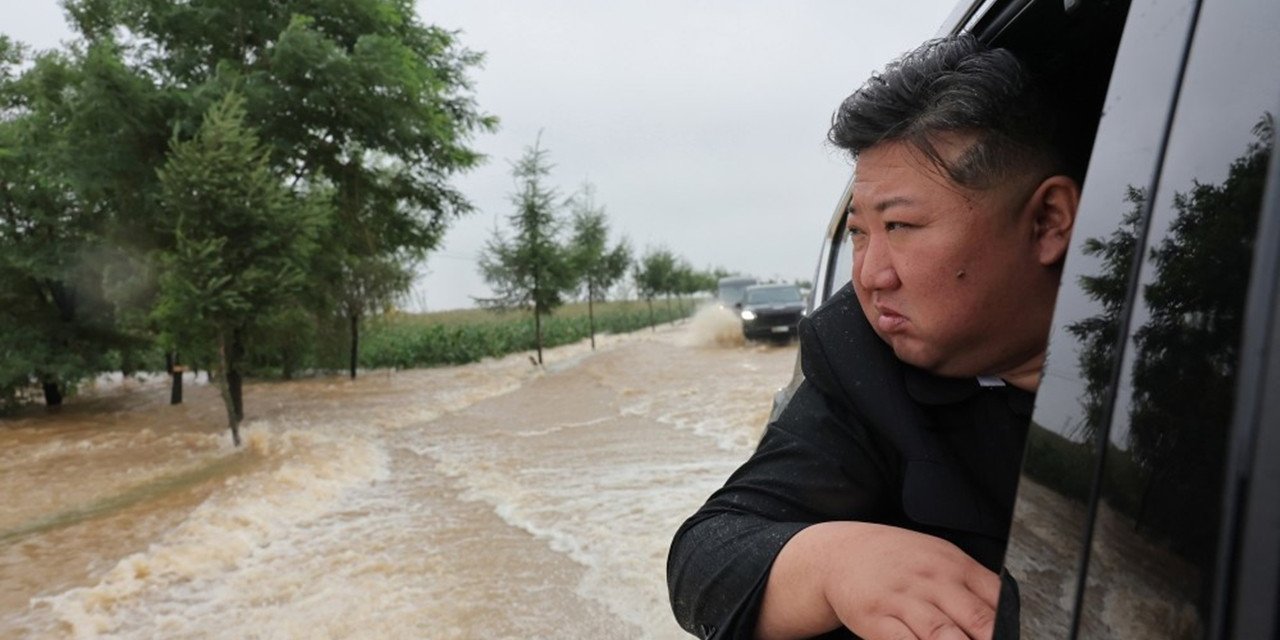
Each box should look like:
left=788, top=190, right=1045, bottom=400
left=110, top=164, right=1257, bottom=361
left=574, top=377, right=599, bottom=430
left=1, top=317, right=798, bottom=639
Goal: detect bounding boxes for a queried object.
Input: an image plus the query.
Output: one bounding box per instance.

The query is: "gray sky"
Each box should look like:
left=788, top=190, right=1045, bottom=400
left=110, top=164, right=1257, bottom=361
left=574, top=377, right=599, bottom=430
left=6, top=0, right=957, bottom=311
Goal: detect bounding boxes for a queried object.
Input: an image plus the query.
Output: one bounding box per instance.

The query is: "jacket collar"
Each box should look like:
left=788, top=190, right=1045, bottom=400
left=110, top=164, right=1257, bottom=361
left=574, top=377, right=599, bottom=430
left=903, top=366, right=983, bottom=406
left=903, top=365, right=1035, bottom=418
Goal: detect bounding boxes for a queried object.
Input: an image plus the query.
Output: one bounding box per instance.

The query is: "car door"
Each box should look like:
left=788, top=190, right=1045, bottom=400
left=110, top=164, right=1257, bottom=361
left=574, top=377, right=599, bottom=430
left=1004, top=0, right=1280, bottom=637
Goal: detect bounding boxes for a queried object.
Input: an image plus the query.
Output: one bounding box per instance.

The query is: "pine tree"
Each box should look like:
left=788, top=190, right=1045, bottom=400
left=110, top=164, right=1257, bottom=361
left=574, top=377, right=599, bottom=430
left=153, top=94, right=324, bottom=445
left=567, top=182, right=631, bottom=350
left=477, top=138, right=575, bottom=364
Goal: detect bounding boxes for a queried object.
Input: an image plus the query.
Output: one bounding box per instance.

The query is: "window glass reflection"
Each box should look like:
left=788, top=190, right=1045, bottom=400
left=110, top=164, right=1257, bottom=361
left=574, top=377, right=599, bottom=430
left=832, top=213, right=853, bottom=294
left=1002, top=0, right=1195, bottom=636
left=1076, top=0, right=1280, bottom=636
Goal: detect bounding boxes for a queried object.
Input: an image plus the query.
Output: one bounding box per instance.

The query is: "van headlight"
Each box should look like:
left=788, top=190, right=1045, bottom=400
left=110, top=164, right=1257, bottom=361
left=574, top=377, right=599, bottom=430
left=741, top=310, right=757, bottom=321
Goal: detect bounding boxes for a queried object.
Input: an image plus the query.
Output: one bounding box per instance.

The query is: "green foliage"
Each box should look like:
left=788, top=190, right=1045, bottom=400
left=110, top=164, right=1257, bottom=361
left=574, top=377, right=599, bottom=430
left=68, top=0, right=496, bottom=381
left=360, top=301, right=695, bottom=369
left=633, top=247, right=678, bottom=301
left=478, top=139, right=575, bottom=312
left=632, top=250, right=721, bottom=301
left=71, top=0, right=496, bottom=273
left=0, top=45, right=133, bottom=406
left=1, top=1, right=493, bottom=406
left=153, top=94, right=323, bottom=339
left=671, top=259, right=717, bottom=297
left=566, top=182, right=631, bottom=302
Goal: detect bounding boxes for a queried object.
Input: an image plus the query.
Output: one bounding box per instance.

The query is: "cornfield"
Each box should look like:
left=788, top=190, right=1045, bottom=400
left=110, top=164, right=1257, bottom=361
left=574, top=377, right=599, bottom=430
left=360, top=298, right=701, bottom=369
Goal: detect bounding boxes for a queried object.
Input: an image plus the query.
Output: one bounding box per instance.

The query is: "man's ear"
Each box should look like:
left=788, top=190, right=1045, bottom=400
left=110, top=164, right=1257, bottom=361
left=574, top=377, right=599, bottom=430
left=1027, top=175, right=1080, bottom=266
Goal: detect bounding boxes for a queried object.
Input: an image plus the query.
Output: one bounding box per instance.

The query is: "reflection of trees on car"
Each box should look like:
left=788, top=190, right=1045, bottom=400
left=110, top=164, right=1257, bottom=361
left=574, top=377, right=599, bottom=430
left=1125, top=115, right=1271, bottom=562
left=1018, top=190, right=1146, bottom=508
left=1068, top=187, right=1145, bottom=443
left=1068, top=115, right=1273, bottom=568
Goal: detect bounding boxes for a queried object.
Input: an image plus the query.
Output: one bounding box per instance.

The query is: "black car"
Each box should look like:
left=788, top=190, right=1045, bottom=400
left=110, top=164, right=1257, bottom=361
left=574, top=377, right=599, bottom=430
left=738, top=284, right=805, bottom=341
left=784, top=0, right=1280, bottom=637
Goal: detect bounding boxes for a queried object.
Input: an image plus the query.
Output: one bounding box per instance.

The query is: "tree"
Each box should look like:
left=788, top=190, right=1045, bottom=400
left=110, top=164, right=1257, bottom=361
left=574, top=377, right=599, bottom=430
left=153, top=94, right=324, bottom=446
left=0, top=42, right=131, bottom=408
left=670, top=261, right=717, bottom=314
left=336, top=255, right=411, bottom=378
left=634, top=247, right=677, bottom=331
left=65, top=0, right=496, bottom=379
left=566, top=182, right=631, bottom=350
left=477, top=138, right=575, bottom=364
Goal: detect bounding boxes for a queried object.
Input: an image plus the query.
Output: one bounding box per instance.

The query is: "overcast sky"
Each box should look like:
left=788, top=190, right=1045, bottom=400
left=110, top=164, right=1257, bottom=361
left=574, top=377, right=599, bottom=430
left=6, top=0, right=957, bottom=311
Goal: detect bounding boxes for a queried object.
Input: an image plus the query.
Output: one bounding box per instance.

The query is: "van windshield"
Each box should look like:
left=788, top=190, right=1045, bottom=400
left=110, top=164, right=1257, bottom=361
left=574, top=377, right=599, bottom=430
left=745, top=286, right=802, bottom=304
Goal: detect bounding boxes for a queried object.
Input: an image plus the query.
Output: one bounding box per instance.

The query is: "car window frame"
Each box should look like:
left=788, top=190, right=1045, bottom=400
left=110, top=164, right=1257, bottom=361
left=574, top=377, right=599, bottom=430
left=1215, top=99, right=1280, bottom=640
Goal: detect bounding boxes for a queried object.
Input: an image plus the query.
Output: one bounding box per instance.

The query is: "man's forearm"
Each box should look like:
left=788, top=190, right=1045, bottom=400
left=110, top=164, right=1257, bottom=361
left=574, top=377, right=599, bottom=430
left=754, top=521, right=1002, bottom=640
left=754, top=523, right=850, bottom=639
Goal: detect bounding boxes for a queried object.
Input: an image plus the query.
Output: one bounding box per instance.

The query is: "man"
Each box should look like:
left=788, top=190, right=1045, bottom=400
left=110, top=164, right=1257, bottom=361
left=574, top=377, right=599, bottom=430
left=667, top=35, right=1082, bottom=640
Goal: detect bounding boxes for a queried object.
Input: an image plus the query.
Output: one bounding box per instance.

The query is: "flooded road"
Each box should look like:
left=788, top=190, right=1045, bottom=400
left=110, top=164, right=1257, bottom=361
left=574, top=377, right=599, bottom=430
left=1, top=309, right=798, bottom=639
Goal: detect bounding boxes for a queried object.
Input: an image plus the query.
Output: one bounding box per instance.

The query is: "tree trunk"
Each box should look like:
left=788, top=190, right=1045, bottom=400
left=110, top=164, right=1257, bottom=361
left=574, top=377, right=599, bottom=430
left=349, top=312, right=360, bottom=380
left=532, top=266, right=545, bottom=364
left=647, top=298, right=655, bottom=332
left=41, top=380, right=63, bottom=407
left=167, top=351, right=183, bottom=405
left=229, top=329, right=245, bottom=421
left=588, top=282, right=596, bottom=350
left=534, top=305, right=544, bottom=365
left=217, top=330, right=242, bottom=447
left=171, top=369, right=184, bottom=405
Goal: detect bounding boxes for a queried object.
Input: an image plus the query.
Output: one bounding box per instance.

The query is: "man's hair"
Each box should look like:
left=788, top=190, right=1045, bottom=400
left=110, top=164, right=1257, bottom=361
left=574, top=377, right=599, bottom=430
left=829, top=34, right=1071, bottom=190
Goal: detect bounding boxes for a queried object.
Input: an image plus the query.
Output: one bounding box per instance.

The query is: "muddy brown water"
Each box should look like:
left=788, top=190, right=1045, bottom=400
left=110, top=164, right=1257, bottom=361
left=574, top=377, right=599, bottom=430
left=2, top=308, right=799, bottom=639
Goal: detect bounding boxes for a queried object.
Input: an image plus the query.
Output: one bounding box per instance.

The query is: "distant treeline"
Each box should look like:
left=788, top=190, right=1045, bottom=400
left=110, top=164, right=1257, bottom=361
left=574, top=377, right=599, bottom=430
left=474, top=136, right=729, bottom=364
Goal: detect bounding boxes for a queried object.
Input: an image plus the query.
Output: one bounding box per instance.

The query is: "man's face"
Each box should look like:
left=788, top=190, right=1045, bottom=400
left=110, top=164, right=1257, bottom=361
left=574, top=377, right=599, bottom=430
left=847, top=137, right=1059, bottom=379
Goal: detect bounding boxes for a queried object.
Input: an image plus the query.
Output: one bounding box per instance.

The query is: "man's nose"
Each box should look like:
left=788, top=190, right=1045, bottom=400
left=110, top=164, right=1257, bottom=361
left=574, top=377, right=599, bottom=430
left=855, top=235, right=900, bottom=292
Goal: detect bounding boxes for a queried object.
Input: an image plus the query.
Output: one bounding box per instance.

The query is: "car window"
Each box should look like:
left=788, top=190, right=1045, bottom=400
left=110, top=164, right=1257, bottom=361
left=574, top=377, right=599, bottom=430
left=746, top=286, right=802, bottom=304
left=1000, top=0, right=1198, bottom=636
left=1072, top=0, right=1280, bottom=636
left=831, top=212, right=854, bottom=295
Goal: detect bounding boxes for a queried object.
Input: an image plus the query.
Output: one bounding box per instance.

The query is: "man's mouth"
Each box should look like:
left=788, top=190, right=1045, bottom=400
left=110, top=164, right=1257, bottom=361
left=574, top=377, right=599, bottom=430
left=874, top=304, right=908, bottom=333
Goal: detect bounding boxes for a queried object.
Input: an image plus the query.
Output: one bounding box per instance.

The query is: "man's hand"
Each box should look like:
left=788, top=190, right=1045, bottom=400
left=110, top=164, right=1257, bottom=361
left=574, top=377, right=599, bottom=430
left=756, top=522, right=1000, bottom=640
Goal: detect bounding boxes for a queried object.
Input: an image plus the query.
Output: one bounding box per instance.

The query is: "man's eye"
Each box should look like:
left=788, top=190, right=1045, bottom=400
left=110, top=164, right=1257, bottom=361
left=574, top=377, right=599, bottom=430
left=885, top=221, right=911, bottom=232
left=846, top=228, right=865, bottom=243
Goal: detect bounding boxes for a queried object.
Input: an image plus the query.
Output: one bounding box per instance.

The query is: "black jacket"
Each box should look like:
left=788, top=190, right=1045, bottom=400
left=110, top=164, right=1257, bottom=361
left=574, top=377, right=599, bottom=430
left=667, top=285, right=1029, bottom=639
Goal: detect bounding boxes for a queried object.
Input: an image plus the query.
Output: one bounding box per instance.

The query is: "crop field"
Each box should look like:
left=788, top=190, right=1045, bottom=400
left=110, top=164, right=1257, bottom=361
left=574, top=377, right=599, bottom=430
left=360, top=297, right=703, bottom=369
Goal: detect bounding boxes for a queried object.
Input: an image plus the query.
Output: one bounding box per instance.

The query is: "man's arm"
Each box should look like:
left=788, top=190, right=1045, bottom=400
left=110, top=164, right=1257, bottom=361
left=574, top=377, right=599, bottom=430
left=756, top=521, right=1001, bottom=640
left=667, top=377, right=895, bottom=639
